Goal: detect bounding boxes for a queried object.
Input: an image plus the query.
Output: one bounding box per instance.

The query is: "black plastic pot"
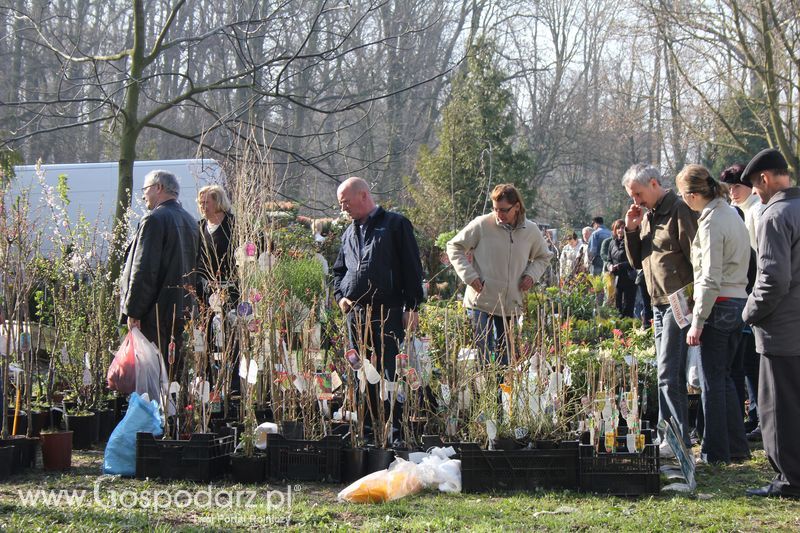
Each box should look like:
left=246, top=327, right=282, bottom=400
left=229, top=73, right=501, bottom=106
left=230, top=453, right=267, bottom=484
left=94, top=408, right=116, bottom=443
left=30, top=410, right=50, bottom=437
left=365, top=447, right=395, bottom=474
left=64, top=413, right=97, bottom=450
left=0, top=445, right=15, bottom=479
left=341, top=447, right=367, bottom=483
left=279, top=420, right=304, bottom=440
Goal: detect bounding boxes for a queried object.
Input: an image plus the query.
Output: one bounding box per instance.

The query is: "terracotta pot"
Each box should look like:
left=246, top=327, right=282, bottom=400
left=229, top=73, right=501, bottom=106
left=41, top=431, right=73, bottom=471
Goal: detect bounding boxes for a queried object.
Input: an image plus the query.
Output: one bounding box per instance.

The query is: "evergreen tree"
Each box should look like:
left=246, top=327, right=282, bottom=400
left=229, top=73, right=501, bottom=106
left=410, top=38, right=533, bottom=239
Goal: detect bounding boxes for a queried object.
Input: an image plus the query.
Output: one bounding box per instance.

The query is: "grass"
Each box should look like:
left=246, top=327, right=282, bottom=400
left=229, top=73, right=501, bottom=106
left=0, top=445, right=798, bottom=531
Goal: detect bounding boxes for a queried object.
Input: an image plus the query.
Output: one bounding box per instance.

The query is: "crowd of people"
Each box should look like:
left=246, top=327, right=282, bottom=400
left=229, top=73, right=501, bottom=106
left=120, top=147, right=799, bottom=498
left=551, top=149, right=798, bottom=498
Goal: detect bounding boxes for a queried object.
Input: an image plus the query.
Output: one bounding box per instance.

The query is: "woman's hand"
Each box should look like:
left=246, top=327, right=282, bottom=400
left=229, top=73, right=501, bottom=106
left=686, top=325, right=703, bottom=346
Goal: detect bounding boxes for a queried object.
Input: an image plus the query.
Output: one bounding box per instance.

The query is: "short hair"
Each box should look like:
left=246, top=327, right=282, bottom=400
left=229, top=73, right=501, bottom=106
left=197, top=184, right=232, bottom=214
left=719, top=163, right=745, bottom=184
left=145, top=170, right=180, bottom=196
left=676, top=164, right=727, bottom=200
left=582, top=226, right=593, bottom=236
left=491, top=183, right=526, bottom=219
left=611, top=219, right=625, bottom=232
left=621, top=163, right=662, bottom=188
left=592, top=216, right=604, bottom=226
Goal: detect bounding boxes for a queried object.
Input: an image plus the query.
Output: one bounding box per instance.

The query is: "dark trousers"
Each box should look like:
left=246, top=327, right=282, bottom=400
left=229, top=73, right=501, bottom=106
left=697, top=299, right=749, bottom=463
left=759, top=354, right=800, bottom=489
left=615, top=276, right=637, bottom=318
left=346, top=306, right=405, bottom=433
left=140, top=317, right=185, bottom=378
left=468, top=309, right=511, bottom=365
left=741, top=331, right=760, bottom=424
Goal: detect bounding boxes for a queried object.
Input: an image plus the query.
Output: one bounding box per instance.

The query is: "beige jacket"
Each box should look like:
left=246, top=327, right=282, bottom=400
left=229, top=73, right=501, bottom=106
left=691, top=197, right=750, bottom=328
left=447, top=214, right=552, bottom=316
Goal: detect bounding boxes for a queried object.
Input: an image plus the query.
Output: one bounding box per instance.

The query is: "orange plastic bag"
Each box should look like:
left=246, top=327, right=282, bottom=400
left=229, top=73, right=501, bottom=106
left=107, top=332, right=136, bottom=393
left=338, top=458, right=424, bottom=503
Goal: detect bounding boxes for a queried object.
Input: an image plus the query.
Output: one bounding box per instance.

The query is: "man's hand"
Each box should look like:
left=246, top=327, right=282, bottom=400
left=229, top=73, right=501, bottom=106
left=470, top=278, right=484, bottom=293
left=625, top=204, right=644, bottom=231
left=127, top=317, right=141, bottom=331
left=403, top=310, right=418, bottom=331
left=338, top=297, right=354, bottom=315
left=519, top=275, right=533, bottom=292
left=686, top=325, right=702, bottom=346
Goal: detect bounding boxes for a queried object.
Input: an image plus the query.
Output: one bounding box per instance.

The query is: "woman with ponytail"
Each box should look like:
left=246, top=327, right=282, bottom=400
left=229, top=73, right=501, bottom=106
left=675, top=164, right=751, bottom=464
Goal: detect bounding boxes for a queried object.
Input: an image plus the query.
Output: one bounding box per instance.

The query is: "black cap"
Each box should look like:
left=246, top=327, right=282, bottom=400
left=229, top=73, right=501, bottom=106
left=742, top=148, right=788, bottom=186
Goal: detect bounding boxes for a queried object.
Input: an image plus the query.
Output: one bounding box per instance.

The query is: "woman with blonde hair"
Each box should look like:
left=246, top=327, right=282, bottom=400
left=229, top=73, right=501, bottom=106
left=196, top=185, right=236, bottom=303
left=676, top=164, right=750, bottom=464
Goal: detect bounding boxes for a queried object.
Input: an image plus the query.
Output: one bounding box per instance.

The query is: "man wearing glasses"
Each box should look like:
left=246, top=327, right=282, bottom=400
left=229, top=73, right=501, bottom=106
left=119, top=170, right=198, bottom=370
left=446, top=183, right=552, bottom=365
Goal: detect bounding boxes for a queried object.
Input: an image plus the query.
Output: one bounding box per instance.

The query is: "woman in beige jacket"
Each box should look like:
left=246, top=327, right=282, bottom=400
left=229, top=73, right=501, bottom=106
left=677, top=164, right=751, bottom=465
left=446, top=184, right=552, bottom=365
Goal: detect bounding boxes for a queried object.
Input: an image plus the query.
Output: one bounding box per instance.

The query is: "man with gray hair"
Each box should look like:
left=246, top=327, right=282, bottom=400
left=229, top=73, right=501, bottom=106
left=120, top=170, right=199, bottom=370
left=622, top=163, right=698, bottom=456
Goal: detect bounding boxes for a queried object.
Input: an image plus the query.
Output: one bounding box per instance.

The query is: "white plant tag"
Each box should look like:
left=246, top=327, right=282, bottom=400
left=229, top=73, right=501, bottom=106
left=331, top=371, right=342, bottom=391
left=247, top=359, right=259, bottom=384
left=440, top=384, right=451, bottom=404
left=239, top=356, right=248, bottom=379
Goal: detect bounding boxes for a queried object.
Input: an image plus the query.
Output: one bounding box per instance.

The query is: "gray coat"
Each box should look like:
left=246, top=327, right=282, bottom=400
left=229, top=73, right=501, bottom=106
left=742, top=187, right=800, bottom=356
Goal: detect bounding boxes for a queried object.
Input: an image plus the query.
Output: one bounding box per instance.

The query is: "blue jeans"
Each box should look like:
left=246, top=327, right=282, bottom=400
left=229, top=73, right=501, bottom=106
left=468, top=309, right=510, bottom=365
left=697, top=298, right=750, bottom=463
left=653, top=304, right=691, bottom=447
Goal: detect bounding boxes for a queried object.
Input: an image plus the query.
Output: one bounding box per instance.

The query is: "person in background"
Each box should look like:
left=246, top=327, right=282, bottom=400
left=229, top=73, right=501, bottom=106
left=559, top=232, right=581, bottom=281
left=622, top=163, right=698, bottom=457
left=447, top=184, right=552, bottom=365
left=606, top=219, right=637, bottom=318
left=719, top=163, right=762, bottom=441
left=676, top=164, right=750, bottom=465
left=587, top=217, right=611, bottom=276
left=741, top=148, right=800, bottom=499
left=578, top=226, right=593, bottom=274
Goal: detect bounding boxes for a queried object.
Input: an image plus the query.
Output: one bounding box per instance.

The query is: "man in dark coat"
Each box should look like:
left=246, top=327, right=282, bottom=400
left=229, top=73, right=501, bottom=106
left=119, top=170, right=199, bottom=372
left=332, top=177, right=424, bottom=440
left=741, top=148, right=800, bottom=499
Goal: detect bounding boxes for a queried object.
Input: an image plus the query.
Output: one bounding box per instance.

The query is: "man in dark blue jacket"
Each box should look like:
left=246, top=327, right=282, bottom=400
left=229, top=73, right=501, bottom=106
left=119, top=170, right=198, bottom=372
left=333, top=177, right=424, bottom=439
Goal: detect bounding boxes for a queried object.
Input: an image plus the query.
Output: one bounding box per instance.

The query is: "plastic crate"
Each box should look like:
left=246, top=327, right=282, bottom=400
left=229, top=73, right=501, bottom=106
left=460, top=442, right=579, bottom=493
left=135, top=432, right=234, bottom=482
left=578, top=443, right=660, bottom=496
left=266, top=434, right=343, bottom=483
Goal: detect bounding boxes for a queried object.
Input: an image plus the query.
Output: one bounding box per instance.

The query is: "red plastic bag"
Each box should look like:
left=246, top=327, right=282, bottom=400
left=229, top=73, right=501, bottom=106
left=107, top=332, right=136, bottom=393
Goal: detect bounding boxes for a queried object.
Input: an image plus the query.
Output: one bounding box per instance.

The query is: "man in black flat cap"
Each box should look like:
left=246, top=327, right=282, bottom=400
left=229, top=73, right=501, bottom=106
left=741, top=148, right=800, bottom=499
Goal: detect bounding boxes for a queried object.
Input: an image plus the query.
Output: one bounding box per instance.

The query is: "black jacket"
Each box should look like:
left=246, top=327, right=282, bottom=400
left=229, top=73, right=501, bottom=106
left=332, top=207, right=424, bottom=311
left=197, top=213, right=236, bottom=301
left=119, top=199, right=199, bottom=327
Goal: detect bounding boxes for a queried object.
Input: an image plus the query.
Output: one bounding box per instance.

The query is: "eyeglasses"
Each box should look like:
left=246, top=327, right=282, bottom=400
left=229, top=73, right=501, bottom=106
left=141, top=184, right=157, bottom=192
left=492, top=204, right=516, bottom=214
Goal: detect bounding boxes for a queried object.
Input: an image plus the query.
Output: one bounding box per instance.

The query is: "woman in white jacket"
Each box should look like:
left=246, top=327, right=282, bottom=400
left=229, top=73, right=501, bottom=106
left=676, top=164, right=751, bottom=465
left=446, top=184, right=552, bottom=365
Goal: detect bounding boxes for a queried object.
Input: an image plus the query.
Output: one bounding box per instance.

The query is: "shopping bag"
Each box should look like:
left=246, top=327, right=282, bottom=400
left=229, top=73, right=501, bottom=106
left=107, top=332, right=136, bottom=394
left=102, top=392, right=163, bottom=476
left=130, top=328, right=169, bottom=404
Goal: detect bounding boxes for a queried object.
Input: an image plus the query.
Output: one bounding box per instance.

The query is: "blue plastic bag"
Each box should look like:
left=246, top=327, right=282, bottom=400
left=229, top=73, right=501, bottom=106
left=103, top=392, right=163, bottom=476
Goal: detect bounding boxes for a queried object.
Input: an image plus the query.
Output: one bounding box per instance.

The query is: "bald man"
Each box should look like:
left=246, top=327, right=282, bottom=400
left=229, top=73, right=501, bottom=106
left=332, top=177, right=424, bottom=439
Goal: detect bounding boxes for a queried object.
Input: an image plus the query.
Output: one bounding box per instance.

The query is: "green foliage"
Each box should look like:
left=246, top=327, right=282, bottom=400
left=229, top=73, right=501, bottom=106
left=435, top=230, right=458, bottom=251
left=272, top=256, right=325, bottom=307
left=702, top=92, right=769, bottom=176
left=410, top=37, right=534, bottom=239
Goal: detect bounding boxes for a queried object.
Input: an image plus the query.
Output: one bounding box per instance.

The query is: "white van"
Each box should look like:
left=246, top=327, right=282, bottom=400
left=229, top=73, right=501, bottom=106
left=10, top=159, right=223, bottom=224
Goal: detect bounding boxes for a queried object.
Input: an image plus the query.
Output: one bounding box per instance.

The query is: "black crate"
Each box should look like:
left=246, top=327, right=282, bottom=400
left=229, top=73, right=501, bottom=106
left=266, top=434, right=343, bottom=483
left=578, top=443, right=660, bottom=496
left=135, top=432, right=234, bottom=482
left=460, top=442, right=579, bottom=493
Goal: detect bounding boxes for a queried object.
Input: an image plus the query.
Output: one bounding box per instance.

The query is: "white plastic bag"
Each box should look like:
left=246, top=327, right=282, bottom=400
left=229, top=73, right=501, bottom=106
left=131, top=328, right=169, bottom=408
left=686, top=345, right=701, bottom=389
left=338, top=458, right=424, bottom=503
